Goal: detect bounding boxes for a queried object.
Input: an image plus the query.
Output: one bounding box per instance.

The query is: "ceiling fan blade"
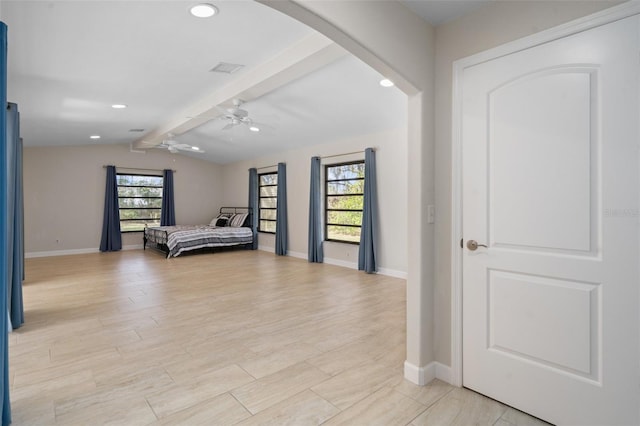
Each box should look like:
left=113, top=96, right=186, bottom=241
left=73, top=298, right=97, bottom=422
left=222, top=123, right=235, bottom=131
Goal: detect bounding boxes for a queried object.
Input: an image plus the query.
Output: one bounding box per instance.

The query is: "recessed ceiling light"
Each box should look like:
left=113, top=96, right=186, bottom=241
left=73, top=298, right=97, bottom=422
left=249, top=126, right=260, bottom=132
left=111, top=104, right=127, bottom=109
left=379, top=78, right=394, bottom=88
left=90, top=135, right=101, bottom=140
left=190, top=3, right=218, bottom=18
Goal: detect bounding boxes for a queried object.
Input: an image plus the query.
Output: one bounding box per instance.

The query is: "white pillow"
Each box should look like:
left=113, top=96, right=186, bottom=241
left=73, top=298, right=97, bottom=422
left=228, top=213, right=248, bottom=227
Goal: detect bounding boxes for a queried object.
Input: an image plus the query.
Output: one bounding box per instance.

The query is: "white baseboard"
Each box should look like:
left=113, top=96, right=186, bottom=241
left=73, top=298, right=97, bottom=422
left=258, top=245, right=275, bottom=253
left=377, top=267, right=407, bottom=279
left=288, top=250, right=306, bottom=260
left=404, top=361, right=434, bottom=385
left=404, top=361, right=454, bottom=386
left=247, top=246, right=407, bottom=279
left=26, top=244, right=143, bottom=259
left=26, top=248, right=99, bottom=258
left=323, top=256, right=357, bottom=270
left=435, top=362, right=453, bottom=384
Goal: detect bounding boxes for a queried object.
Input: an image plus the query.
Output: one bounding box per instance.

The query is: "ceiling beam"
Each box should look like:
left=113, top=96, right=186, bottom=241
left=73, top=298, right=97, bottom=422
left=133, top=32, right=347, bottom=149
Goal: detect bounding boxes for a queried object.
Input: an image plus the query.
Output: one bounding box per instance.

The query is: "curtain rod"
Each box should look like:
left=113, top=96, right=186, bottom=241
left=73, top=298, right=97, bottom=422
left=103, top=165, right=176, bottom=173
left=320, top=149, right=372, bottom=160
left=252, top=164, right=280, bottom=171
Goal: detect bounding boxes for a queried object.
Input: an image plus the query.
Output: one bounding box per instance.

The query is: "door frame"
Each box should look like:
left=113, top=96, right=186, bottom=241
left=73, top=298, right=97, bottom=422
left=450, top=1, right=640, bottom=387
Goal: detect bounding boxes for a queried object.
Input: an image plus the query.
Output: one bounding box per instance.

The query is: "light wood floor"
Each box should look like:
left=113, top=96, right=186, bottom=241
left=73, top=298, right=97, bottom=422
left=10, top=249, right=549, bottom=425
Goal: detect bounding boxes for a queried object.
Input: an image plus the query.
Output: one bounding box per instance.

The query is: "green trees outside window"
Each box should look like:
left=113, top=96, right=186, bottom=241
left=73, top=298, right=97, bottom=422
left=117, top=174, right=163, bottom=232
left=325, top=161, right=364, bottom=243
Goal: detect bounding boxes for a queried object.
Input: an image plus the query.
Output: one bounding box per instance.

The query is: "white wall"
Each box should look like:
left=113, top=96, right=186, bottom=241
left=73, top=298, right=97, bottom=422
left=265, top=0, right=437, bottom=378
left=433, top=0, right=620, bottom=367
left=24, top=143, right=223, bottom=255
left=221, top=128, right=408, bottom=276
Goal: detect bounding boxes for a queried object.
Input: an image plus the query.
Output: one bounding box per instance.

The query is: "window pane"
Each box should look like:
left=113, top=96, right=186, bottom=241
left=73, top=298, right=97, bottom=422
left=260, top=174, right=277, bottom=185
left=117, top=175, right=163, bottom=187
left=120, top=208, right=161, bottom=220
left=327, top=180, right=364, bottom=195
left=259, top=220, right=276, bottom=233
left=260, top=198, right=277, bottom=208
left=120, top=219, right=160, bottom=232
left=119, top=198, right=162, bottom=208
left=326, top=195, right=363, bottom=210
left=327, top=163, right=364, bottom=180
left=327, top=210, right=362, bottom=226
left=327, top=225, right=361, bottom=243
left=117, top=174, right=164, bottom=232
left=260, top=209, right=277, bottom=220
left=260, top=186, right=277, bottom=197
left=118, top=186, right=163, bottom=197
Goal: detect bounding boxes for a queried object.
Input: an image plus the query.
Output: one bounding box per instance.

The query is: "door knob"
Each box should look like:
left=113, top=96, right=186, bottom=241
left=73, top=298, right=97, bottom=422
left=466, top=240, right=488, bottom=251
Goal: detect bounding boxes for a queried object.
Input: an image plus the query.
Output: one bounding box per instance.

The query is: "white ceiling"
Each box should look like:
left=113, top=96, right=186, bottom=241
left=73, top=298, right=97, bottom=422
left=400, top=0, right=492, bottom=26
left=1, top=0, right=486, bottom=164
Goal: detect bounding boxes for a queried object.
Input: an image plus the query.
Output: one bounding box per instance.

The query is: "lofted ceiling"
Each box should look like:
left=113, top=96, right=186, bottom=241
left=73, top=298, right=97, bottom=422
left=1, top=0, right=486, bottom=164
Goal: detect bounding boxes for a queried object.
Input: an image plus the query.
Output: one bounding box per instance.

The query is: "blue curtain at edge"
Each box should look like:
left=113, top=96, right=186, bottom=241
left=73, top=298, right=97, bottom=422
left=160, top=169, right=176, bottom=226
left=307, top=156, right=323, bottom=263
left=248, top=168, right=258, bottom=250
left=0, top=21, right=12, bottom=426
left=7, top=104, right=23, bottom=329
left=358, top=148, right=378, bottom=273
left=275, top=163, right=288, bottom=255
left=99, top=166, right=122, bottom=252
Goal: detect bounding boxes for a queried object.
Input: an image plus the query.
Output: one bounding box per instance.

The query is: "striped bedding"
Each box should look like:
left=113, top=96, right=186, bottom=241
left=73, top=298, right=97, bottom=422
left=145, top=225, right=253, bottom=258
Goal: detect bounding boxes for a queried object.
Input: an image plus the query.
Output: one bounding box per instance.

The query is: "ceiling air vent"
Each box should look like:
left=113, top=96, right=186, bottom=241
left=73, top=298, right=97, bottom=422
left=129, top=129, right=145, bottom=132
left=210, top=62, right=244, bottom=74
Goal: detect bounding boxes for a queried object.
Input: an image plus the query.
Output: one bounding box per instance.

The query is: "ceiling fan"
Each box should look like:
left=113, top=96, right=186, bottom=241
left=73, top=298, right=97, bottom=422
left=217, top=99, right=260, bottom=132
left=157, top=133, right=204, bottom=154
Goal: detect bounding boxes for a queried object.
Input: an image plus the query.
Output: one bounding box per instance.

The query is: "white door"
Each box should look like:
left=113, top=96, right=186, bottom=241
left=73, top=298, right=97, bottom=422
left=462, top=15, right=639, bottom=425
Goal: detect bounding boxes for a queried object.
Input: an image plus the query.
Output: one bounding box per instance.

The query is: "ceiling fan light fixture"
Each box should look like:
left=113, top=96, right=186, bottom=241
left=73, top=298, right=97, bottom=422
left=249, top=126, right=260, bottom=132
left=379, top=78, right=394, bottom=88
left=192, top=146, right=200, bottom=151
left=190, top=3, right=218, bottom=18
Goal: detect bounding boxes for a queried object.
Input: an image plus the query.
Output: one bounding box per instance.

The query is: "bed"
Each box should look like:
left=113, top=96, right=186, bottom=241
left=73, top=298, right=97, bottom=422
left=143, top=207, right=254, bottom=258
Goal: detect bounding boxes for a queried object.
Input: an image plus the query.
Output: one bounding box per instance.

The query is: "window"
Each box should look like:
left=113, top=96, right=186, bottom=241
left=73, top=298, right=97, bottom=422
left=117, top=174, right=163, bottom=232
left=258, top=172, right=278, bottom=233
left=325, top=161, right=364, bottom=243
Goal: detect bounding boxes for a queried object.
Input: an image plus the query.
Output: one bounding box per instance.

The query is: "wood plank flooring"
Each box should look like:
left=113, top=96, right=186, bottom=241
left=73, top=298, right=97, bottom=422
left=10, top=249, right=549, bottom=425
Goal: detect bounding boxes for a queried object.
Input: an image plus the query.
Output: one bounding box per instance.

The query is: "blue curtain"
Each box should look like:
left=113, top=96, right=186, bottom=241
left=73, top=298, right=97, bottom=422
left=6, top=104, right=23, bottom=329
left=248, top=168, right=258, bottom=249
left=275, top=162, right=288, bottom=255
left=358, top=148, right=378, bottom=273
left=99, top=166, right=122, bottom=252
left=160, top=169, right=175, bottom=226
left=0, top=21, right=12, bottom=426
left=308, top=156, right=323, bottom=263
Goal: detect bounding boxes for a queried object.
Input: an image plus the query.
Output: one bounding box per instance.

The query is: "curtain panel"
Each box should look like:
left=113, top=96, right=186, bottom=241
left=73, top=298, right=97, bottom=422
left=275, top=163, right=288, bottom=255
left=307, top=156, right=324, bottom=262
left=6, top=103, right=23, bottom=329
left=358, top=148, right=378, bottom=273
left=0, top=21, right=12, bottom=426
left=160, top=169, right=176, bottom=226
left=99, top=166, right=122, bottom=252
left=248, top=168, right=258, bottom=249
